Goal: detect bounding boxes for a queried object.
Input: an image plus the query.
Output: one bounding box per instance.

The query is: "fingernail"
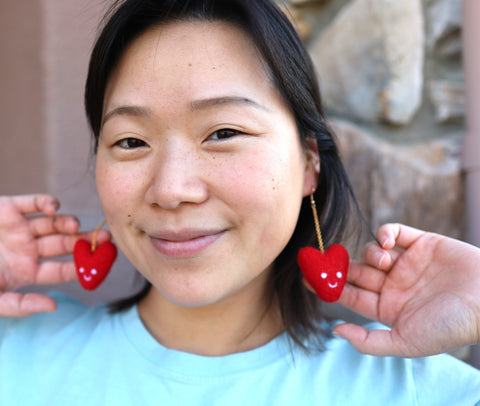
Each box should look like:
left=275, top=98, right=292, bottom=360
left=332, top=330, right=346, bottom=340
left=68, top=217, right=80, bottom=231
left=50, top=198, right=60, bottom=211
left=374, top=252, right=386, bottom=268
left=379, top=235, right=390, bottom=248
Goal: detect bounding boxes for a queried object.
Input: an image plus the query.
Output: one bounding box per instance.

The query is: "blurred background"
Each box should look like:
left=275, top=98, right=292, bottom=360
left=1, top=0, right=479, bottom=366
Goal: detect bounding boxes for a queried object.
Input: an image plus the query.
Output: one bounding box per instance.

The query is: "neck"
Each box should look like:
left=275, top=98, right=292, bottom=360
left=137, top=276, right=284, bottom=356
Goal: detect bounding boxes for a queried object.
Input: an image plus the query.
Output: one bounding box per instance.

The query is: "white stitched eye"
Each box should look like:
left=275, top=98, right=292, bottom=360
left=79, top=267, right=85, bottom=274
left=91, top=269, right=98, bottom=275
left=337, top=272, right=343, bottom=278
left=321, top=273, right=327, bottom=279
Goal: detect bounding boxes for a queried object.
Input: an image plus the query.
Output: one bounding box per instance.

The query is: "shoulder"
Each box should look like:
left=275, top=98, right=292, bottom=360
left=0, top=292, right=141, bottom=403
left=0, top=291, right=111, bottom=356
left=286, top=321, right=480, bottom=405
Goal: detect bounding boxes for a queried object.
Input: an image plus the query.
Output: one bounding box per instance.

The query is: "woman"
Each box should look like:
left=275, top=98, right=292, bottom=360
left=1, top=1, right=479, bottom=404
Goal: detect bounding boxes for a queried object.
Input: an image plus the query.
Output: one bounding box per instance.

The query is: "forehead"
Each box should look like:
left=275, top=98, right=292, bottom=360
left=104, top=20, right=274, bottom=104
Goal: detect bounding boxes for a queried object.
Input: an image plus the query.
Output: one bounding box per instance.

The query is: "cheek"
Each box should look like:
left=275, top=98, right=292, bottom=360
left=226, top=141, right=304, bottom=199
left=95, top=159, right=144, bottom=219
left=223, top=142, right=306, bottom=241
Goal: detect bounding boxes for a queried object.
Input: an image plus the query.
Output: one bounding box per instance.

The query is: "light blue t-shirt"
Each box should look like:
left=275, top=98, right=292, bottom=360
left=1, top=291, right=479, bottom=405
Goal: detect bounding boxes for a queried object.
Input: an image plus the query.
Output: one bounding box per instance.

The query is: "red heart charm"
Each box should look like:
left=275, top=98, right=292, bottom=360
left=73, top=239, right=117, bottom=291
left=297, top=244, right=349, bottom=302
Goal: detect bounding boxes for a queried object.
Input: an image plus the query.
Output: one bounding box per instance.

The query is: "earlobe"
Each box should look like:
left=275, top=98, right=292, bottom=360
left=302, top=139, right=320, bottom=197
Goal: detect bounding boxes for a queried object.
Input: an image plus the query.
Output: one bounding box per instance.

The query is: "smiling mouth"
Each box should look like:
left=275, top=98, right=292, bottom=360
left=149, top=230, right=225, bottom=258
left=328, top=282, right=338, bottom=288
left=83, top=275, right=92, bottom=282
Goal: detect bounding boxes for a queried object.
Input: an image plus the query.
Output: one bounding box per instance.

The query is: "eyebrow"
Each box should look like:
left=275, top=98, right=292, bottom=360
left=189, top=96, right=269, bottom=112
left=102, top=105, right=151, bottom=127
left=102, top=96, right=269, bottom=127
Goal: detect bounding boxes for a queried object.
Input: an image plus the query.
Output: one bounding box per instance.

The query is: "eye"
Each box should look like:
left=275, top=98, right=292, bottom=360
left=115, top=137, right=147, bottom=149
left=336, top=272, right=343, bottom=279
left=321, top=273, right=327, bottom=279
left=207, top=128, right=240, bottom=141
left=91, top=269, right=98, bottom=275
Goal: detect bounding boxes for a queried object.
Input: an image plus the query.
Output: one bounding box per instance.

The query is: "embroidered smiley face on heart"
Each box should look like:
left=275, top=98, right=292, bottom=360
left=320, top=269, right=344, bottom=290
left=78, top=265, right=97, bottom=283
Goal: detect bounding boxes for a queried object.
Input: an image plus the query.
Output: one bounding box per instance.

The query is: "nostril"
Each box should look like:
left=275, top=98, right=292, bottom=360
left=146, top=180, right=209, bottom=209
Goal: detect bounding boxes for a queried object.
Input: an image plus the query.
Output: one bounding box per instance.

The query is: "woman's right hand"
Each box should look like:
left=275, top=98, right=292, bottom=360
left=0, top=194, right=110, bottom=318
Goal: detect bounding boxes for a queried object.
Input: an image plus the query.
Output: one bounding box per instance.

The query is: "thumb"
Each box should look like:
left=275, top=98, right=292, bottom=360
left=332, top=323, right=404, bottom=357
left=0, top=292, right=57, bottom=318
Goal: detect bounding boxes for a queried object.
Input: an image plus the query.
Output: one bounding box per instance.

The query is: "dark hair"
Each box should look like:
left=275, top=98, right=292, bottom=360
left=85, top=0, right=359, bottom=351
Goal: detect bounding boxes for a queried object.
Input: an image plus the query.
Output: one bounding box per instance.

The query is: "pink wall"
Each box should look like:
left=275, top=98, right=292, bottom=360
left=0, top=0, right=140, bottom=305
left=0, top=0, right=105, bottom=214
left=0, top=1, right=47, bottom=193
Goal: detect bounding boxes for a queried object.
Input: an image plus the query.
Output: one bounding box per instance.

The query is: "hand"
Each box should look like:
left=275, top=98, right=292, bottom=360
left=0, top=195, right=110, bottom=318
left=333, top=223, right=480, bottom=357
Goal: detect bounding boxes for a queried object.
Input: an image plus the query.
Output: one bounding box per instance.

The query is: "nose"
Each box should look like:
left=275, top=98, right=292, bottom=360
left=145, top=141, right=209, bottom=210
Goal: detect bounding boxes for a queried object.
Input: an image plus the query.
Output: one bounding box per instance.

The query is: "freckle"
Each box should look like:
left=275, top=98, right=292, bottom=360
left=188, top=63, right=192, bottom=67
left=128, top=214, right=132, bottom=218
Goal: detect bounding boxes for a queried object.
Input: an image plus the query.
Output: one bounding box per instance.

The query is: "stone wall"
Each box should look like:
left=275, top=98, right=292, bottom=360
left=283, top=0, right=465, bottom=248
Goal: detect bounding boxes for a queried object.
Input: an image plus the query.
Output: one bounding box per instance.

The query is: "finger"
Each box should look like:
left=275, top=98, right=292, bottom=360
left=37, top=229, right=112, bottom=258
left=29, top=215, right=80, bottom=237
left=79, top=228, right=112, bottom=246
left=347, top=261, right=387, bottom=292
left=361, top=243, right=403, bottom=272
left=8, top=194, right=60, bottom=216
left=362, top=242, right=390, bottom=270
left=35, top=261, right=77, bottom=285
left=0, top=292, right=57, bottom=318
left=37, top=234, right=77, bottom=258
left=332, top=323, right=407, bottom=357
left=377, top=223, right=425, bottom=251
left=337, top=283, right=381, bottom=322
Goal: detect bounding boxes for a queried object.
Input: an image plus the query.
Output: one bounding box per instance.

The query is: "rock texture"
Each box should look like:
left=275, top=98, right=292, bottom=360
left=290, top=0, right=328, bottom=4
left=426, top=0, right=462, bottom=57
left=310, top=0, right=425, bottom=125
left=280, top=5, right=313, bottom=40
left=332, top=119, right=464, bottom=239
left=429, top=80, right=465, bottom=123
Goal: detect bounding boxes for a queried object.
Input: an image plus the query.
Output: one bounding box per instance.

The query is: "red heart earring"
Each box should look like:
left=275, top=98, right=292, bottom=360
left=73, top=219, right=117, bottom=291
left=297, top=192, right=349, bottom=302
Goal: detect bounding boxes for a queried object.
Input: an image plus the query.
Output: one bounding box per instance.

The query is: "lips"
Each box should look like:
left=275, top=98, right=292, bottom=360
left=148, top=228, right=226, bottom=258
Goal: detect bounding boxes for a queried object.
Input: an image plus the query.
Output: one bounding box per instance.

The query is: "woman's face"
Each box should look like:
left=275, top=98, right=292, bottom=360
left=96, top=20, right=316, bottom=307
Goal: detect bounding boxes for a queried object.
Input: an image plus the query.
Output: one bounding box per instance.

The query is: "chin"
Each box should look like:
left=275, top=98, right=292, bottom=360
left=153, top=284, right=231, bottom=309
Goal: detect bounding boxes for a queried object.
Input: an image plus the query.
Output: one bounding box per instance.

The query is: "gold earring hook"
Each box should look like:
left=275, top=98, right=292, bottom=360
left=91, top=219, right=107, bottom=252
left=310, top=192, right=324, bottom=253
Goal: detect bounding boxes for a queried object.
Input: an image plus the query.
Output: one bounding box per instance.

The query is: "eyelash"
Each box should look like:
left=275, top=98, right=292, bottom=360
left=207, top=128, right=241, bottom=141
left=114, top=128, right=241, bottom=150
left=115, top=138, right=147, bottom=149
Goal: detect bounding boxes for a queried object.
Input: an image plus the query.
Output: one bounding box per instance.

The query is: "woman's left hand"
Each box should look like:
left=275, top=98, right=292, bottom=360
left=333, top=223, right=480, bottom=357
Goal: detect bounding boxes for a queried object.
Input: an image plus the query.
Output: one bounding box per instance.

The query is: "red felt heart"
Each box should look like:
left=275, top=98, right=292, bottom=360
left=73, top=239, right=117, bottom=291
left=297, top=244, right=349, bottom=302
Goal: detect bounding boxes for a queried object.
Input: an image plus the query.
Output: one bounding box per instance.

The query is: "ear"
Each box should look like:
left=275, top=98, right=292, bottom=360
left=302, top=138, right=320, bottom=197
